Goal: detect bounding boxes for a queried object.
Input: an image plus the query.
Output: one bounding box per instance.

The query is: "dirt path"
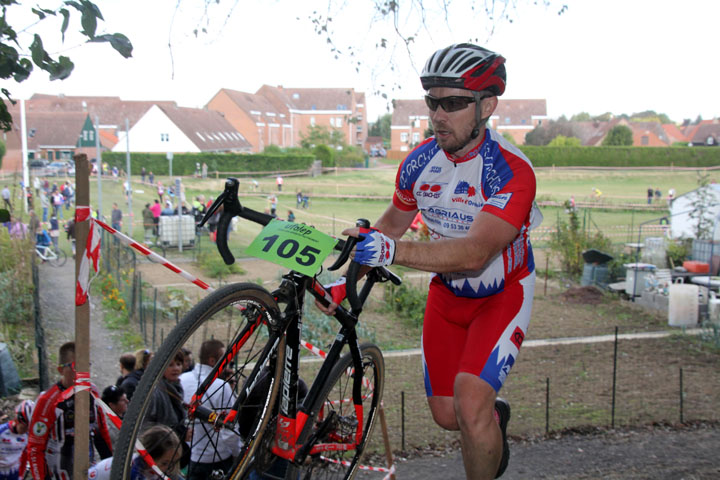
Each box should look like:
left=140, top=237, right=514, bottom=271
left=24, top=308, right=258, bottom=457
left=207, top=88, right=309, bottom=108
left=393, top=423, right=720, bottom=479
left=37, top=260, right=119, bottom=390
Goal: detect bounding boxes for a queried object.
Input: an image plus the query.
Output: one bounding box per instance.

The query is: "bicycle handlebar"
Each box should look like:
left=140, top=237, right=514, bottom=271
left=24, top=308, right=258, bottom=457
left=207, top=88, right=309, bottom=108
left=200, top=178, right=401, bottom=314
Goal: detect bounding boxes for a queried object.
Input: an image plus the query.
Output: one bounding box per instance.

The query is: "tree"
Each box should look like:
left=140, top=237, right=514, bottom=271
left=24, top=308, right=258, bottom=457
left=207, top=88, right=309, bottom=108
left=548, top=135, right=581, bottom=147
left=570, top=112, right=592, bottom=122
left=501, top=131, right=517, bottom=145
left=368, top=113, right=392, bottom=144
left=689, top=171, right=714, bottom=240
left=299, top=125, right=345, bottom=149
left=602, top=125, right=633, bottom=146
left=0, top=1, right=133, bottom=131
left=525, top=118, right=578, bottom=146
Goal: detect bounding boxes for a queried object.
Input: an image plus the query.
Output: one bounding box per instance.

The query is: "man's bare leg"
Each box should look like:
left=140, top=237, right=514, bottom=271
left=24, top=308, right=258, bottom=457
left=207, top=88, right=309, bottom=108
left=428, top=373, right=501, bottom=479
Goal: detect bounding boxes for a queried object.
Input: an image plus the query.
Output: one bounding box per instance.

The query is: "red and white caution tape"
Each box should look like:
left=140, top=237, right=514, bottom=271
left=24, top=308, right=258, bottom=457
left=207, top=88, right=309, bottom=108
left=320, top=456, right=396, bottom=477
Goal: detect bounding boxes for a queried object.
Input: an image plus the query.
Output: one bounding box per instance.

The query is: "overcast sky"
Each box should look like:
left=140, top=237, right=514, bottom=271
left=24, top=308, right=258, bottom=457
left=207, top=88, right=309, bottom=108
left=6, top=0, right=719, bottom=124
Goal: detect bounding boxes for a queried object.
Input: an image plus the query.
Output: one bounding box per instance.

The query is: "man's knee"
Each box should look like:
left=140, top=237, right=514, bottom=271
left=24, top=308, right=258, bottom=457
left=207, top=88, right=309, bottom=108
left=453, top=373, right=496, bottom=431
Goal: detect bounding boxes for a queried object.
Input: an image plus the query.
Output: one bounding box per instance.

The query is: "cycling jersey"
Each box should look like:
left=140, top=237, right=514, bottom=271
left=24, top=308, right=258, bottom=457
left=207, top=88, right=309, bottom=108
left=27, top=382, right=113, bottom=480
left=393, top=128, right=541, bottom=298
left=0, top=422, right=27, bottom=480
left=392, top=128, right=541, bottom=395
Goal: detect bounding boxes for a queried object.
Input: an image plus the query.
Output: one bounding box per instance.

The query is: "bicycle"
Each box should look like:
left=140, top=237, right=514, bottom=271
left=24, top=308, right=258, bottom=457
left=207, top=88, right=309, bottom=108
left=35, top=243, right=67, bottom=267
left=112, top=178, right=401, bottom=480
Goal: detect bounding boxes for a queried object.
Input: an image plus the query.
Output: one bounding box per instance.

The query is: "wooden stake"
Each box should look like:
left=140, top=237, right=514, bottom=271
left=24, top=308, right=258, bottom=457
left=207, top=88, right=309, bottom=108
left=378, top=404, right=396, bottom=480
left=73, top=154, right=90, bottom=480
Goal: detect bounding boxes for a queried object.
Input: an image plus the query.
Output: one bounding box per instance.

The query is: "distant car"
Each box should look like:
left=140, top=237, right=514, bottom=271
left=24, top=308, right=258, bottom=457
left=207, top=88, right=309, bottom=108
left=47, top=161, right=68, bottom=176
left=29, top=159, right=48, bottom=169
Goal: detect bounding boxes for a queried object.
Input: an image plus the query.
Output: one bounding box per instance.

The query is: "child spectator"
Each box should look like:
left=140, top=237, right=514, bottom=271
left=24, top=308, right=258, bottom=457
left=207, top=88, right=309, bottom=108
left=101, top=385, right=129, bottom=449
left=120, top=349, right=152, bottom=401
left=116, top=352, right=136, bottom=387
left=0, top=400, right=35, bottom=480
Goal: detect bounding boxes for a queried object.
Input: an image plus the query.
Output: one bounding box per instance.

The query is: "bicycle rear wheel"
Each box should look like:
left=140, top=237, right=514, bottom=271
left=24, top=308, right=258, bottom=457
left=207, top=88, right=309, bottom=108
left=287, top=343, right=385, bottom=480
left=49, top=248, right=67, bottom=267
left=111, top=282, right=286, bottom=480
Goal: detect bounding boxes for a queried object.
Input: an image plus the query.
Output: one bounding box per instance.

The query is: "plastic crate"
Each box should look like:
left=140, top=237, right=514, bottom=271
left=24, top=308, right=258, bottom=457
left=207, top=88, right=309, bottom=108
left=683, top=260, right=709, bottom=273
left=158, top=215, right=196, bottom=247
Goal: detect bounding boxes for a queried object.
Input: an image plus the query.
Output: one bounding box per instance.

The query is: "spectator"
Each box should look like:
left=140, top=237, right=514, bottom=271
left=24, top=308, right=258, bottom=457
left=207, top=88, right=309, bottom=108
left=49, top=216, right=60, bottom=251
left=180, top=340, right=236, bottom=478
left=201, top=162, right=208, bottom=179
left=647, top=187, right=653, bottom=205
left=88, top=425, right=183, bottom=480
left=111, top=203, right=123, bottom=231
left=149, top=171, right=155, bottom=185
left=142, top=203, right=155, bottom=245
left=33, top=176, right=41, bottom=196
left=654, top=187, right=661, bottom=203
left=27, top=342, right=112, bottom=479
left=141, top=167, right=146, bottom=184
left=144, top=350, right=187, bottom=465
left=157, top=182, right=164, bottom=203
left=276, top=175, right=283, bottom=191
left=116, top=352, right=137, bottom=387
left=28, top=209, right=40, bottom=240
left=161, top=200, right=174, bottom=216
left=120, top=348, right=153, bottom=401
left=9, top=215, right=27, bottom=239
left=181, top=347, right=194, bottom=373
left=101, top=385, right=129, bottom=449
left=40, top=190, right=50, bottom=222
left=267, top=194, right=277, bottom=217
left=65, top=219, right=76, bottom=257
left=2, top=185, right=11, bottom=210
left=150, top=199, right=162, bottom=236
left=0, top=400, right=35, bottom=480
left=287, top=209, right=295, bottom=223
left=296, top=190, right=303, bottom=208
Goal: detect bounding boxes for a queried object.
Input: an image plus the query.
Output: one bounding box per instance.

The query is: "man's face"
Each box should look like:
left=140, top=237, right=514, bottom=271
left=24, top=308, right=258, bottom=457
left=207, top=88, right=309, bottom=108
left=110, top=393, right=129, bottom=417
left=14, top=419, right=29, bottom=434
left=427, top=87, right=495, bottom=157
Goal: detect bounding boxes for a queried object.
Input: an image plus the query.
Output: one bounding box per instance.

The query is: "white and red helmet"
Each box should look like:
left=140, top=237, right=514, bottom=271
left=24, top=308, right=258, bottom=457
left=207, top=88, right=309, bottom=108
left=421, top=43, right=506, bottom=96
left=14, top=399, right=35, bottom=425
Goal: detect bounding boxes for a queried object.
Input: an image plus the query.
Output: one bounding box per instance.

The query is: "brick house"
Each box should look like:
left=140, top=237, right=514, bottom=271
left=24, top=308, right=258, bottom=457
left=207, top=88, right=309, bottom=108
left=111, top=104, right=251, bottom=153
left=687, top=120, right=720, bottom=146
left=389, top=97, right=547, bottom=152
left=208, top=86, right=368, bottom=153
left=2, top=95, right=176, bottom=172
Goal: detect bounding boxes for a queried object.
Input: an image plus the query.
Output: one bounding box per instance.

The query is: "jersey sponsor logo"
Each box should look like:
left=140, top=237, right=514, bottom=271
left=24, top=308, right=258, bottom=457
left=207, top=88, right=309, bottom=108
left=395, top=187, right=415, bottom=205
left=511, top=326, right=525, bottom=349
left=486, top=193, right=512, bottom=210
left=453, top=181, right=476, bottom=197
left=425, top=207, right=474, bottom=223
left=450, top=196, right=484, bottom=208
left=429, top=166, right=442, bottom=174
left=418, top=183, right=443, bottom=198
left=398, top=143, right=440, bottom=189
left=32, top=421, right=47, bottom=436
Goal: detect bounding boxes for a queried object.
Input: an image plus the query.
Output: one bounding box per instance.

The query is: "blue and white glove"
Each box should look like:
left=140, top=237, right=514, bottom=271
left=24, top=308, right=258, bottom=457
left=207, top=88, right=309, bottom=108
left=353, top=227, right=396, bottom=267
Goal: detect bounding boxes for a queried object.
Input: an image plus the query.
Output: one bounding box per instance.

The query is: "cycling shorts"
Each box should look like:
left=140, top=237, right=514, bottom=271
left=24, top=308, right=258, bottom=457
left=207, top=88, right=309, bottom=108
left=422, top=272, right=535, bottom=396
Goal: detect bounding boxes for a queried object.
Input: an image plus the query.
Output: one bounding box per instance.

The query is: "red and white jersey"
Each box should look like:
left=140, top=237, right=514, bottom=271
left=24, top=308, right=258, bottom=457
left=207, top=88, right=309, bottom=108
left=0, top=422, right=27, bottom=476
left=27, top=382, right=113, bottom=480
left=393, top=128, right=542, bottom=298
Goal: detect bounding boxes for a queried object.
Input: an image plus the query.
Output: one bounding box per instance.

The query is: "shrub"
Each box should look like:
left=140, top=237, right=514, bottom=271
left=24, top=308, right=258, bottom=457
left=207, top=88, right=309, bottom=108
left=380, top=280, right=427, bottom=330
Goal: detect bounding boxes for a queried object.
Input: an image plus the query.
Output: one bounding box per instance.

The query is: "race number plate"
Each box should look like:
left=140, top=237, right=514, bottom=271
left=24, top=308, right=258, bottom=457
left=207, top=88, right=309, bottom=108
left=245, top=219, right=338, bottom=276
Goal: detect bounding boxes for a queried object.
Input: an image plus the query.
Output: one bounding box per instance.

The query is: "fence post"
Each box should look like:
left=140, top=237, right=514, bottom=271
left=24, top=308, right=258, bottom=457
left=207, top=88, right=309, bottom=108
left=611, top=326, right=618, bottom=428
left=545, top=377, right=550, bottom=435
left=401, top=391, right=405, bottom=451
left=679, top=367, right=684, bottom=424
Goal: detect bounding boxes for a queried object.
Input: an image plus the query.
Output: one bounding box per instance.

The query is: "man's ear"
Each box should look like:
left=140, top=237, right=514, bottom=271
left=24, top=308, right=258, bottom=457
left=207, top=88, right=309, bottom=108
left=482, top=96, right=499, bottom=119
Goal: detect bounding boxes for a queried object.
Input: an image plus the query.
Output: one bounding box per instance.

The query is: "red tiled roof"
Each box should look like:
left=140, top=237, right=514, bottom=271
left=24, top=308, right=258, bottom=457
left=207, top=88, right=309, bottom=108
left=218, top=89, right=290, bottom=125
left=257, top=85, right=358, bottom=112
left=156, top=105, right=252, bottom=152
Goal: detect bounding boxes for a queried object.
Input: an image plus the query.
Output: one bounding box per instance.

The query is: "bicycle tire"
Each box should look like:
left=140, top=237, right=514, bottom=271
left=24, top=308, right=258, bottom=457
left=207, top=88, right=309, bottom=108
left=286, top=343, right=385, bottom=480
left=49, top=248, right=67, bottom=267
left=111, top=282, right=286, bottom=480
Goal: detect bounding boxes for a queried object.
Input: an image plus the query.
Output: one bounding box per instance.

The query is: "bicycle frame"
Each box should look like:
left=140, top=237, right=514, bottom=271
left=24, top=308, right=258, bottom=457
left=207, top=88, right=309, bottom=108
left=35, top=244, right=57, bottom=261
left=188, top=270, right=371, bottom=472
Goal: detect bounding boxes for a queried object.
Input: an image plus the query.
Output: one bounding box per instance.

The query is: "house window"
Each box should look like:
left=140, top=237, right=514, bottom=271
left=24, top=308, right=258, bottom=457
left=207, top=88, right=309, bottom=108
left=642, top=136, right=649, bottom=145
left=161, top=133, right=169, bottom=142
left=504, top=117, right=511, bottom=124
left=310, top=117, right=316, bottom=126
left=329, top=118, right=335, bottom=127
left=400, top=132, right=409, bottom=143
left=412, top=132, right=420, bottom=143
left=413, top=118, right=420, bottom=128
left=708, top=136, right=716, bottom=146
left=336, top=117, right=343, bottom=128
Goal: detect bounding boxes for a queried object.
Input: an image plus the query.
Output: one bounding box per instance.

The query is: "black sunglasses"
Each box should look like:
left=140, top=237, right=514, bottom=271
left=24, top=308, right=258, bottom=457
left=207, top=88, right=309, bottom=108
left=425, top=95, right=477, bottom=113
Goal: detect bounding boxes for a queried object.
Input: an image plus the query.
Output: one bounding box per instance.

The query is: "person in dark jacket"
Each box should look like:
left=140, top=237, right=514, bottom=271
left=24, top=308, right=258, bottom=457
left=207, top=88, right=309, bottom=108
left=120, top=349, right=152, bottom=401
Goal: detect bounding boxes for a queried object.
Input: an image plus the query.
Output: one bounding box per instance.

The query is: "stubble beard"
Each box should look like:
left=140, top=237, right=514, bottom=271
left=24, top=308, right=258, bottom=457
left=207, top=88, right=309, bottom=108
left=436, top=126, right=474, bottom=155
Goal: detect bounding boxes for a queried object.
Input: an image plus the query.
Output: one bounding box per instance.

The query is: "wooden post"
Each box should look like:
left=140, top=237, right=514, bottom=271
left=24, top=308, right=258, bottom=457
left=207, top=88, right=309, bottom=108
left=73, top=154, right=90, bottom=479
left=378, top=404, right=396, bottom=480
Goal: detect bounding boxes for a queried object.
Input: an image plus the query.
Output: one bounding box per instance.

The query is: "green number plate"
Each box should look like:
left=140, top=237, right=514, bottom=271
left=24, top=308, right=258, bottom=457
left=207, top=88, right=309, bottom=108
left=245, top=219, right=338, bottom=276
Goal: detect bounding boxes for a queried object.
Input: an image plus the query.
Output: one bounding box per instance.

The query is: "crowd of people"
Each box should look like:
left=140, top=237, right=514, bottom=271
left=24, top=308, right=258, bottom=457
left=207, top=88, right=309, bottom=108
left=0, top=338, right=245, bottom=479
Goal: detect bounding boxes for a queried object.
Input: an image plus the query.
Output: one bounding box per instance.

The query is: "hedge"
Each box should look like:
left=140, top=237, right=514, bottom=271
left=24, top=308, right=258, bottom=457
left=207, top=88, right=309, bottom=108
left=519, top=146, right=720, bottom=167
left=100, top=152, right=316, bottom=176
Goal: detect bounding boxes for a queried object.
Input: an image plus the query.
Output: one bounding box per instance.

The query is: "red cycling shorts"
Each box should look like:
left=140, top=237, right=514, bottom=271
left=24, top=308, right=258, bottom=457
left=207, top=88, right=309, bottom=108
left=421, top=272, right=535, bottom=396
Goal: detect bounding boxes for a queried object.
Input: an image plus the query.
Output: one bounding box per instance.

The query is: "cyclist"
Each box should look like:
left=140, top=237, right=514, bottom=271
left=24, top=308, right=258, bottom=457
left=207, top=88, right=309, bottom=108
left=321, top=44, right=541, bottom=479
left=27, top=342, right=113, bottom=479
left=0, top=400, right=35, bottom=480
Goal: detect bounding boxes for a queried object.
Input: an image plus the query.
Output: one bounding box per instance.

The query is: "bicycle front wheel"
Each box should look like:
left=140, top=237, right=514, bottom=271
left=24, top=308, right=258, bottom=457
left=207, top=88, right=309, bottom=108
left=49, top=248, right=67, bottom=267
left=287, top=343, right=385, bottom=480
left=111, top=282, right=286, bottom=480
